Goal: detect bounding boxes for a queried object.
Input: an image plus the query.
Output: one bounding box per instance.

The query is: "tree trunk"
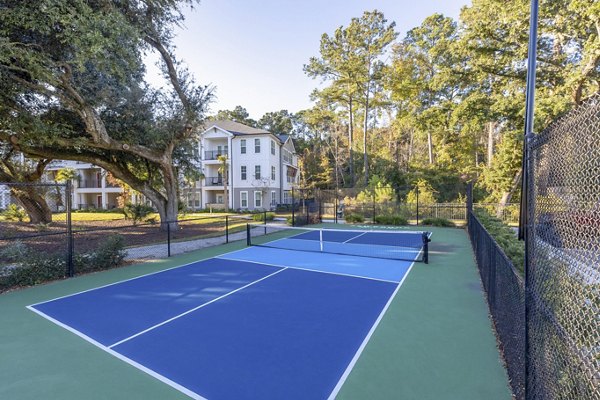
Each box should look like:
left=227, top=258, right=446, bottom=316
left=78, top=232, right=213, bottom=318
left=348, top=98, right=355, bottom=186
left=155, top=164, right=179, bottom=230
left=497, top=170, right=522, bottom=218
left=12, top=188, right=53, bottom=224
left=427, top=131, right=434, bottom=164
left=363, top=94, right=369, bottom=185
left=487, top=122, right=495, bottom=167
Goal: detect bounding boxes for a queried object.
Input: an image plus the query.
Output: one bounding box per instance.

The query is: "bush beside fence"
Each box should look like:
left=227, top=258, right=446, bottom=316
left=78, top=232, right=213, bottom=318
left=0, top=214, right=254, bottom=293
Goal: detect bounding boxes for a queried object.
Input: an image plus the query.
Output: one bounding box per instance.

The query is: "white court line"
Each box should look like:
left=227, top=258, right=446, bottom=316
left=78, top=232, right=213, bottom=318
left=108, top=267, right=287, bottom=349
left=343, top=231, right=368, bottom=243
left=217, top=255, right=400, bottom=284
left=26, top=305, right=208, bottom=400
left=326, top=258, right=418, bottom=400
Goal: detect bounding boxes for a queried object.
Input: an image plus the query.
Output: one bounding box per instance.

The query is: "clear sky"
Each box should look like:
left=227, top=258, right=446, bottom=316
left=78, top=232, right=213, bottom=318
left=145, top=0, right=470, bottom=120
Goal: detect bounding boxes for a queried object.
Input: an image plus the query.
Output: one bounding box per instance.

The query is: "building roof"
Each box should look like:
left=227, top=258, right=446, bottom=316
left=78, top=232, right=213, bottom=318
left=203, top=120, right=271, bottom=136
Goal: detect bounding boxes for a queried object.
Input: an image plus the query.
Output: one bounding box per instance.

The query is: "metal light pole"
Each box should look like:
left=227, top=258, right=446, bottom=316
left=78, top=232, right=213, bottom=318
left=522, top=1, right=540, bottom=398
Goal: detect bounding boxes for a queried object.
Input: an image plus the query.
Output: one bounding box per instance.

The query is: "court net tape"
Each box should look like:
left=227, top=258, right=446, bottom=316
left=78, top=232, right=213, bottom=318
left=246, top=224, right=431, bottom=263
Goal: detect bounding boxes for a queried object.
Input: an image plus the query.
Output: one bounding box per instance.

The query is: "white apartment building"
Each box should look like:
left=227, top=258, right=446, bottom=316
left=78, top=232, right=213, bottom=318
left=199, top=120, right=299, bottom=211
left=1, top=120, right=299, bottom=212
left=45, top=160, right=123, bottom=209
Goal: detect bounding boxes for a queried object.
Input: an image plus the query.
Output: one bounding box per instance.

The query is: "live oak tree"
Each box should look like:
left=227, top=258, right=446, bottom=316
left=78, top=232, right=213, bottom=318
left=0, top=0, right=212, bottom=228
left=0, top=147, right=53, bottom=224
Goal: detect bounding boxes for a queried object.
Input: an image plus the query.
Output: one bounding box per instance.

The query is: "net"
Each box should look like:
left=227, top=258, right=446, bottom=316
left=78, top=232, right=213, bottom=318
left=246, top=224, right=431, bottom=263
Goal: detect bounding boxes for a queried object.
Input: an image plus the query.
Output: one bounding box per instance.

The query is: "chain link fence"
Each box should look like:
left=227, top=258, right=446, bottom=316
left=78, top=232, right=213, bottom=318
left=527, top=94, right=600, bottom=399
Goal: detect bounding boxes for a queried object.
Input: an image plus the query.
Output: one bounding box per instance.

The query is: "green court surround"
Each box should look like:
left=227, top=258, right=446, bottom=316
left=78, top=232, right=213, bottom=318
left=0, top=225, right=511, bottom=400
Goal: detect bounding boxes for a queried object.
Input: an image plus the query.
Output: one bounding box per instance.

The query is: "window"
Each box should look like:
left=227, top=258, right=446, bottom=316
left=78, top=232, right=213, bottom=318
left=254, top=191, right=262, bottom=208
left=271, top=166, right=276, bottom=181
left=283, top=191, right=290, bottom=204
left=255, top=165, right=261, bottom=180
left=241, top=166, right=247, bottom=180
left=216, top=194, right=224, bottom=204
left=240, top=139, right=246, bottom=154
left=271, top=191, right=276, bottom=206
left=254, top=138, right=261, bottom=153
left=240, top=191, right=248, bottom=208
left=282, top=149, right=292, bottom=164
left=271, top=140, right=276, bottom=155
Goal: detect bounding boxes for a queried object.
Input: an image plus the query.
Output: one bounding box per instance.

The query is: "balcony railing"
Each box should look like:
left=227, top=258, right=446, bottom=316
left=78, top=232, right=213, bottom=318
left=205, top=176, right=224, bottom=186
left=204, top=150, right=227, bottom=160
left=77, top=180, right=102, bottom=188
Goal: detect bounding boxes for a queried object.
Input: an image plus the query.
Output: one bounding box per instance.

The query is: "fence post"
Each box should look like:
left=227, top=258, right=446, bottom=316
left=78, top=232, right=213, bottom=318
left=66, top=181, right=74, bottom=277
left=246, top=223, right=251, bottom=246
left=291, top=187, right=295, bottom=227
left=466, top=182, right=473, bottom=227
left=334, top=199, right=338, bottom=224
left=264, top=210, right=267, bottom=234
left=225, top=215, right=229, bottom=244
left=167, top=221, right=171, bottom=257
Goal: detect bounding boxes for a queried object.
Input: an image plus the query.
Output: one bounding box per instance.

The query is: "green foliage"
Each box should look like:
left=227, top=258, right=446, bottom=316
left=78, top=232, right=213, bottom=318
left=1, top=235, right=126, bottom=290
left=374, top=215, right=408, bottom=226
left=406, top=179, right=438, bottom=204
left=75, top=235, right=126, bottom=273
left=212, top=106, right=257, bottom=127
left=2, top=204, right=27, bottom=222
left=475, top=209, right=524, bottom=273
left=421, top=218, right=455, bottom=227
left=344, top=213, right=365, bottom=223
left=123, top=203, right=154, bottom=225
left=252, top=212, right=275, bottom=222
left=54, top=168, right=79, bottom=183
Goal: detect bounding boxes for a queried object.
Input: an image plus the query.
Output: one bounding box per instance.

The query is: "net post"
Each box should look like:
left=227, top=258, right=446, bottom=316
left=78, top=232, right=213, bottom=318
left=263, top=210, right=267, bottom=234
left=422, top=232, right=429, bottom=264
left=319, top=229, right=323, bottom=252
left=225, top=215, right=229, bottom=244
left=246, top=223, right=251, bottom=246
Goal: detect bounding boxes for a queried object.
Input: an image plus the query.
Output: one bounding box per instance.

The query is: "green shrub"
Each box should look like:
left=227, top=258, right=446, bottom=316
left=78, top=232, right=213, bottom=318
left=123, top=203, right=154, bottom=224
left=0, top=240, right=29, bottom=262
left=421, top=217, right=455, bottom=227
left=2, top=204, right=27, bottom=222
left=374, top=215, right=408, bottom=225
left=475, top=209, right=524, bottom=273
left=0, top=235, right=126, bottom=291
left=7, top=252, right=67, bottom=287
left=344, top=213, right=365, bottom=223
left=252, top=212, right=275, bottom=222
left=75, top=235, right=126, bottom=273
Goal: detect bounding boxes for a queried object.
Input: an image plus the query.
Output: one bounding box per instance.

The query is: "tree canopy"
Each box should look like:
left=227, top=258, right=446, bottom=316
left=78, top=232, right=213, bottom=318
left=0, top=0, right=212, bottom=225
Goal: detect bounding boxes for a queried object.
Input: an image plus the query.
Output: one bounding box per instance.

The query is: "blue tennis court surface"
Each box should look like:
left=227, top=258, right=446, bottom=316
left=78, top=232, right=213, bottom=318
left=29, top=229, right=425, bottom=400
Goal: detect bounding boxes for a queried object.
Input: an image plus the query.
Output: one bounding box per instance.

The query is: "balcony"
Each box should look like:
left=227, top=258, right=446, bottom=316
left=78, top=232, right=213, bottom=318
left=204, top=150, right=228, bottom=160
left=78, top=180, right=102, bottom=188
left=205, top=176, right=224, bottom=186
